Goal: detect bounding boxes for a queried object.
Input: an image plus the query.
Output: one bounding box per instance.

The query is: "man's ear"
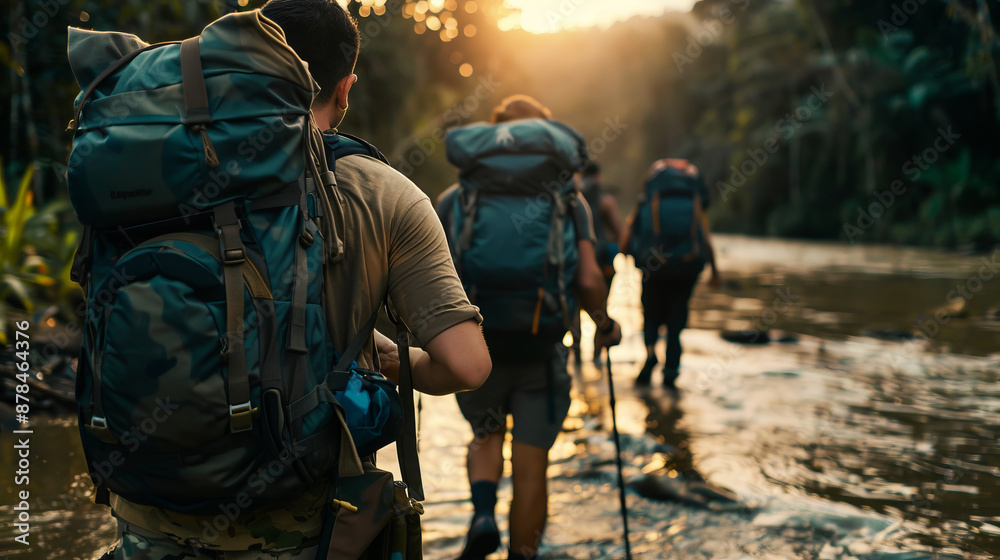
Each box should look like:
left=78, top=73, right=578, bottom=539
left=335, top=74, right=358, bottom=111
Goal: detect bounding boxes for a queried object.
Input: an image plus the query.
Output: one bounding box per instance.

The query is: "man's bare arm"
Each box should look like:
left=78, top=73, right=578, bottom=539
left=600, top=194, right=625, bottom=242
left=375, top=321, right=491, bottom=395
left=576, top=240, right=622, bottom=348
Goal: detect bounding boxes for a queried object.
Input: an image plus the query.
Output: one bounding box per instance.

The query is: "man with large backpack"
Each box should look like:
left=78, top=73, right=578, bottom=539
left=66, top=2, right=490, bottom=558
left=438, top=95, right=622, bottom=560
left=621, top=158, right=720, bottom=388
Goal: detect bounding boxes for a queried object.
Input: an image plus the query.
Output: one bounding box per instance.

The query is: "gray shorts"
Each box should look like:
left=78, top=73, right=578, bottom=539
left=456, top=344, right=572, bottom=450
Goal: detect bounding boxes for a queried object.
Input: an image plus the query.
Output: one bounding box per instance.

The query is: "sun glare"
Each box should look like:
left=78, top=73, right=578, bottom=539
left=344, top=0, right=699, bottom=76
left=504, top=0, right=697, bottom=34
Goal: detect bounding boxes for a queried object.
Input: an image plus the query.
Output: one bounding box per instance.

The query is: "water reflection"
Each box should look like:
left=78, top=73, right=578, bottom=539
left=0, top=417, right=116, bottom=560
left=2, top=236, right=998, bottom=559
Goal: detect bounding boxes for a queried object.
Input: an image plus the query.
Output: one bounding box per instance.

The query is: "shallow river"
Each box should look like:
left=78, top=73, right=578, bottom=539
left=2, top=235, right=998, bottom=559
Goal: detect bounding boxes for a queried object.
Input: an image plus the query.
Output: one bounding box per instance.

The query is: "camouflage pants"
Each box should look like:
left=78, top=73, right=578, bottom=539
left=103, top=519, right=320, bottom=560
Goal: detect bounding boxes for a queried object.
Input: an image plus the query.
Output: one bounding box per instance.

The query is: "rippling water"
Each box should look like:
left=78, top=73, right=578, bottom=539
left=1, top=236, right=997, bottom=559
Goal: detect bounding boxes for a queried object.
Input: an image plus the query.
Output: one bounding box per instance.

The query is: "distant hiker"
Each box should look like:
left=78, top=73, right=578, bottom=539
left=580, top=161, right=625, bottom=286
left=621, top=158, right=720, bottom=388
left=66, top=1, right=490, bottom=558
left=573, top=160, right=624, bottom=366
left=438, top=94, right=622, bottom=560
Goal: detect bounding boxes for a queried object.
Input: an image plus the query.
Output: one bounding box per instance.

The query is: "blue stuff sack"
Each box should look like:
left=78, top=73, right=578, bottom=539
left=335, top=369, right=404, bottom=457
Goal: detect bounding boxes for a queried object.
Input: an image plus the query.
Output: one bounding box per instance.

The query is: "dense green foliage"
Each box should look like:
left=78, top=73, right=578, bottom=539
left=2, top=0, right=998, bottom=256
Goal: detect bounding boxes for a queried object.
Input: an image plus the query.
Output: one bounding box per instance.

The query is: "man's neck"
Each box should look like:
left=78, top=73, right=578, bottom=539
left=313, top=104, right=345, bottom=132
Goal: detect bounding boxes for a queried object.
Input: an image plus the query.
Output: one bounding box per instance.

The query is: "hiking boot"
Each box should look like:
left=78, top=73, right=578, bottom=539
left=592, top=347, right=604, bottom=369
left=635, top=355, right=657, bottom=387
left=458, top=514, right=501, bottom=560
left=662, top=369, right=679, bottom=389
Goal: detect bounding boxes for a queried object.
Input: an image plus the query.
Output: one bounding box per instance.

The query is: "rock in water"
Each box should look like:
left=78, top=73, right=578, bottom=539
left=861, top=327, right=918, bottom=341
left=630, top=471, right=739, bottom=510
left=721, top=330, right=770, bottom=344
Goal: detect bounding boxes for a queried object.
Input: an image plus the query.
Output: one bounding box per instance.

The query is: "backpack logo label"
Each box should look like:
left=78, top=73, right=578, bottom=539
left=110, top=188, right=153, bottom=200
left=495, top=125, right=515, bottom=147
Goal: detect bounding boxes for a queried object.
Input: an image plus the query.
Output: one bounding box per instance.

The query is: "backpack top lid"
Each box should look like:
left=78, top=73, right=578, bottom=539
left=644, top=158, right=702, bottom=196
left=66, top=12, right=320, bottom=228
left=446, top=118, right=587, bottom=195
left=68, top=11, right=317, bottom=131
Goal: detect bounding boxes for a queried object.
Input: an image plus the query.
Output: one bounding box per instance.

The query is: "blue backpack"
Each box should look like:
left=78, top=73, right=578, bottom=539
left=628, top=159, right=708, bottom=279
left=443, top=119, right=587, bottom=343
left=66, top=13, right=414, bottom=515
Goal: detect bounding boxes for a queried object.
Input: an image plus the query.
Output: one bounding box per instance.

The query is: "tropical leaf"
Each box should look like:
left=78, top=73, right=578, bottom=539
left=1, top=166, right=36, bottom=269
left=2, top=275, right=35, bottom=314
left=0, top=158, right=8, bottom=210
left=0, top=305, right=7, bottom=345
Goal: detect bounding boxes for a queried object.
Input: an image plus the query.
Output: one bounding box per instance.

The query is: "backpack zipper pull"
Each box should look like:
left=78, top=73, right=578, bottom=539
left=192, top=124, right=220, bottom=168
left=331, top=498, right=358, bottom=513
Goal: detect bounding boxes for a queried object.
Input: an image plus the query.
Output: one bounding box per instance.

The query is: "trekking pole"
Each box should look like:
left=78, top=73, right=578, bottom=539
left=604, top=350, right=633, bottom=560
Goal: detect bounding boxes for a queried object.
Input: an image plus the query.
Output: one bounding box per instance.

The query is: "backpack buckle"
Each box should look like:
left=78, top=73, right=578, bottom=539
left=222, top=247, right=245, bottom=265
left=229, top=401, right=253, bottom=433
left=87, top=416, right=117, bottom=443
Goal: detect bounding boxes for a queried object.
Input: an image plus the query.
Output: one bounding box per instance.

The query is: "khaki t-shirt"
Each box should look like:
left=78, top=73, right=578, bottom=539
left=110, top=154, right=481, bottom=551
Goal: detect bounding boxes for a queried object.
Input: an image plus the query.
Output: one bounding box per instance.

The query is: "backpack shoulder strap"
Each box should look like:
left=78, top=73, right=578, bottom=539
left=70, top=225, right=95, bottom=288
left=387, top=306, right=424, bottom=501
left=547, top=192, right=574, bottom=334
left=568, top=191, right=596, bottom=244
left=651, top=192, right=662, bottom=237
left=323, top=131, right=389, bottom=166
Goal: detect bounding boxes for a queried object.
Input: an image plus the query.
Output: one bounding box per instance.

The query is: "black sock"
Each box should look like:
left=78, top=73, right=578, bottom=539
left=508, top=552, right=535, bottom=560
left=470, top=480, right=497, bottom=518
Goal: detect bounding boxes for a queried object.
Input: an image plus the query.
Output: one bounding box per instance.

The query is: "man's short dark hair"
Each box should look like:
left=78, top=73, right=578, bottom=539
left=262, top=0, right=360, bottom=107
left=491, top=94, right=552, bottom=124
left=582, top=161, right=601, bottom=177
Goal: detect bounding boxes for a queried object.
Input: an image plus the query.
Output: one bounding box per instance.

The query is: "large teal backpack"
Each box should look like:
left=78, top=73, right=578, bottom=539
left=443, top=119, right=587, bottom=343
left=628, top=159, right=708, bottom=279
left=66, top=12, right=411, bottom=515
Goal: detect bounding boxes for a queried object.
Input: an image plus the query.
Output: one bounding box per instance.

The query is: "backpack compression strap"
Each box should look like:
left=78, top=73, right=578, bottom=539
left=179, top=37, right=219, bottom=168
left=451, top=187, right=479, bottom=285
left=181, top=38, right=252, bottom=432
left=214, top=202, right=253, bottom=433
